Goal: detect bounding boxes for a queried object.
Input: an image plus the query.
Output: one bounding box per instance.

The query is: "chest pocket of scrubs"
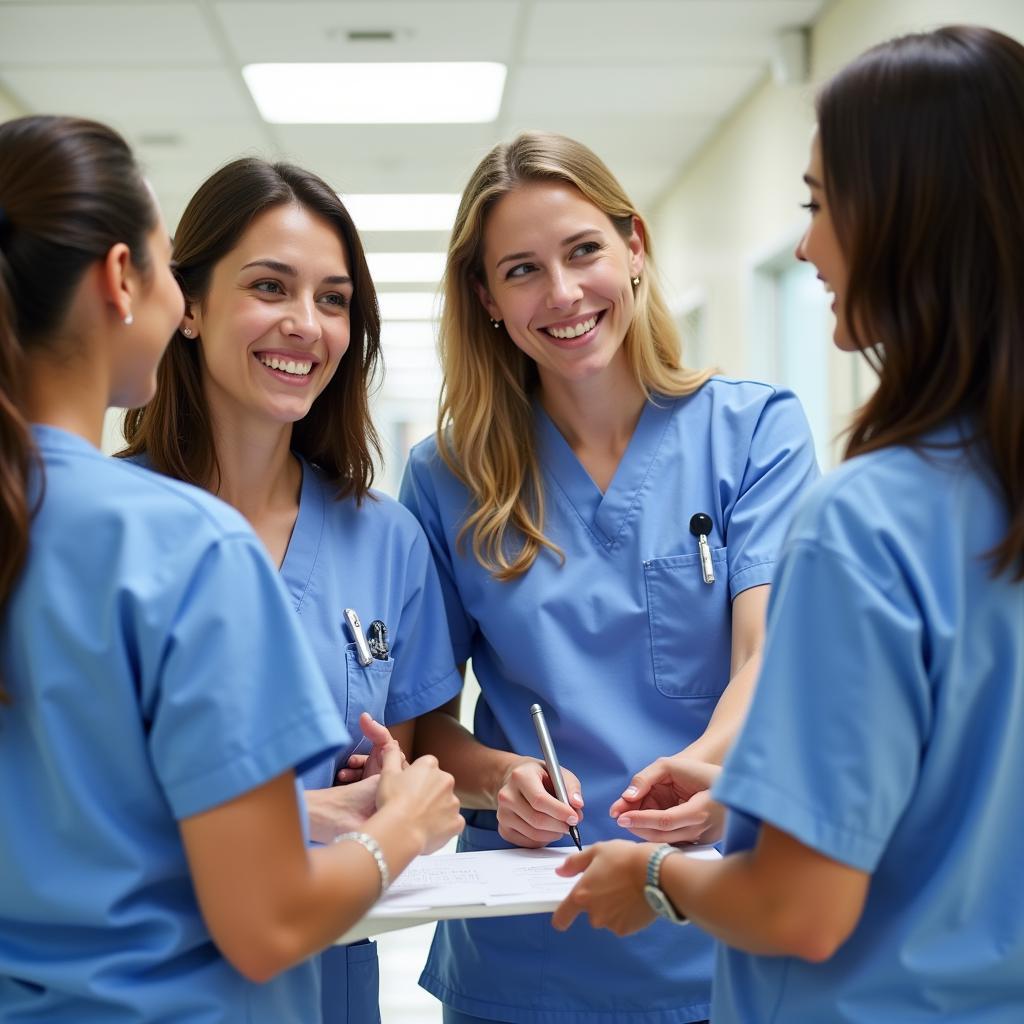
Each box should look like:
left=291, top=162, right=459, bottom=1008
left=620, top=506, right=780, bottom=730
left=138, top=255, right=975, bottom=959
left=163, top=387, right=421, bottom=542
left=342, top=646, right=393, bottom=747
left=644, top=548, right=732, bottom=698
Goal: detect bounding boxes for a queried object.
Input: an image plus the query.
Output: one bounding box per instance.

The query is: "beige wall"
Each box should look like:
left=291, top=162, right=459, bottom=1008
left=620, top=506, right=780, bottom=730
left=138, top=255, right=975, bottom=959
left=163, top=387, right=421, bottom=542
left=651, top=0, right=1024, bottom=460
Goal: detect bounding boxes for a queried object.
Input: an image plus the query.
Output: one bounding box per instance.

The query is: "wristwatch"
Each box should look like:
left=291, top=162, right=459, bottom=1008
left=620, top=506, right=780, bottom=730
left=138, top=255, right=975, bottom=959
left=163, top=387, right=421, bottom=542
left=643, top=844, right=689, bottom=925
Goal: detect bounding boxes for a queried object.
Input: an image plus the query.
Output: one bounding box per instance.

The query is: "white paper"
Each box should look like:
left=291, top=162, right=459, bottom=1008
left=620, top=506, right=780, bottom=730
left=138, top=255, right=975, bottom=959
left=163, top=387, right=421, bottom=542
left=335, top=843, right=721, bottom=943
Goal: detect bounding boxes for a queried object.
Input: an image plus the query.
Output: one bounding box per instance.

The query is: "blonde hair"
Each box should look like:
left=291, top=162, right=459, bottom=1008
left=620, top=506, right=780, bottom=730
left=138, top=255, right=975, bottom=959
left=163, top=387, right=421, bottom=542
left=438, top=132, right=712, bottom=580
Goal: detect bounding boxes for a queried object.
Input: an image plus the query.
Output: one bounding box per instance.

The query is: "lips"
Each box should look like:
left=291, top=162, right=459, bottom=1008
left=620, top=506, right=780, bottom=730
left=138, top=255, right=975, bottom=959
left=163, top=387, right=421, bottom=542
left=541, top=310, right=605, bottom=343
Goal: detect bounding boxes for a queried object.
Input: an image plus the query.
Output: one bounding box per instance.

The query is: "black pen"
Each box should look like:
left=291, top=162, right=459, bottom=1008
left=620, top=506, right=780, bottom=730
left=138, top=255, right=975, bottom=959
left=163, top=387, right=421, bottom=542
left=530, top=703, right=582, bottom=850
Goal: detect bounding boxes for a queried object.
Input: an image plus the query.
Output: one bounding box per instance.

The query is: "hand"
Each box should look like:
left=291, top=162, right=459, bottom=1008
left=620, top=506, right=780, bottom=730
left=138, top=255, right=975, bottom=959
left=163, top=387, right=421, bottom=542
left=610, top=756, right=724, bottom=844
left=376, top=744, right=464, bottom=855
left=551, top=840, right=655, bottom=935
left=304, top=776, right=381, bottom=845
left=496, top=758, right=584, bottom=848
left=336, top=713, right=407, bottom=784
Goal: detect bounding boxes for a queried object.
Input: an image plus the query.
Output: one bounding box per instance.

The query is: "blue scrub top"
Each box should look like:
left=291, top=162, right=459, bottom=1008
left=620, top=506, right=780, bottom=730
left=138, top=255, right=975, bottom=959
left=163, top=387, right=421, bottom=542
left=400, top=378, right=819, bottom=1023
left=285, top=458, right=462, bottom=1024
left=713, top=424, right=1024, bottom=1023
left=0, top=426, right=348, bottom=1024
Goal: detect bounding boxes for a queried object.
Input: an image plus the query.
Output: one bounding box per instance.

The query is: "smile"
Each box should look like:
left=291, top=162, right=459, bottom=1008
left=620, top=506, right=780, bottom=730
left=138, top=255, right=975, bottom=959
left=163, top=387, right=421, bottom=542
left=255, top=353, right=315, bottom=377
left=542, top=312, right=603, bottom=340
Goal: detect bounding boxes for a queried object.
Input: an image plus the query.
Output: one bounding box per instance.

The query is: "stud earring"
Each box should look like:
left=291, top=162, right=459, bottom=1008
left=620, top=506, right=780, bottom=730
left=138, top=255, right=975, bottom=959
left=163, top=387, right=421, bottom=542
left=631, top=276, right=641, bottom=287
left=490, top=318, right=502, bottom=329
left=181, top=327, right=193, bottom=337
left=123, top=313, right=134, bottom=326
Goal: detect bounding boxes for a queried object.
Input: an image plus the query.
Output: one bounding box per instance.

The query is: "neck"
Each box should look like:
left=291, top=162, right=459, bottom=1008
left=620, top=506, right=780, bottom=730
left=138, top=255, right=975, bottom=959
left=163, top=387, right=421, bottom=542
left=205, top=401, right=300, bottom=524
left=537, top=352, right=647, bottom=455
left=23, top=340, right=110, bottom=449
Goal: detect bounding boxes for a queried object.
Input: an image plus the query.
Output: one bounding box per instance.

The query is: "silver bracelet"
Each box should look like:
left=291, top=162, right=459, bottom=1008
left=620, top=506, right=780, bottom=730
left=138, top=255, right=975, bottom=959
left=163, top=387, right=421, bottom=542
left=333, top=831, right=391, bottom=892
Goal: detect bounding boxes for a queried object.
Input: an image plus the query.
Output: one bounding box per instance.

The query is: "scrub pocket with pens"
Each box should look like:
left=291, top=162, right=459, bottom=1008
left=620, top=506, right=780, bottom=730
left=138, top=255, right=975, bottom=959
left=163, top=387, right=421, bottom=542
left=341, top=646, right=393, bottom=752
left=643, top=547, right=732, bottom=699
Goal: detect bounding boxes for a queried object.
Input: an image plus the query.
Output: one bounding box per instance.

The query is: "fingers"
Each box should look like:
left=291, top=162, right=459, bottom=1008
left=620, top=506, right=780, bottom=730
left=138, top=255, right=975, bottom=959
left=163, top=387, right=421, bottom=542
left=555, top=847, right=595, bottom=877
left=617, top=756, right=673, bottom=806
left=359, top=712, right=394, bottom=747
left=551, top=887, right=586, bottom=931
left=378, top=740, right=404, bottom=776
left=614, top=798, right=711, bottom=844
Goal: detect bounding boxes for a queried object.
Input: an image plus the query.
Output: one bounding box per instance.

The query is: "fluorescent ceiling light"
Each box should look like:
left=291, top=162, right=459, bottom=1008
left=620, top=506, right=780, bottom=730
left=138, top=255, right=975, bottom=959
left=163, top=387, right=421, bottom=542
left=243, top=63, right=506, bottom=124
left=378, top=292, right=443, bottom=321
left=342, top=194, right=460, bottom=232
left=368, top=252, right=446, bottom=284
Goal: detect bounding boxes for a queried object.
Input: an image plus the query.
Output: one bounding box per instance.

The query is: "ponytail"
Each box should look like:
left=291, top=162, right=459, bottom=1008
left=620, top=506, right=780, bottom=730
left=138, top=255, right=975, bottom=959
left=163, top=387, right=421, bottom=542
left=0, top=116, right=157, bottom=701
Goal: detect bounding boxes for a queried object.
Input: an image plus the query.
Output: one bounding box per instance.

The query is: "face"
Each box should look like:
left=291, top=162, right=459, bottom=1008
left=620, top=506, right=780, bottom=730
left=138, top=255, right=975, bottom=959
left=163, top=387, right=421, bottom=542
left=111, top=208, right=185, bottom=408
left=795, top=134, right=854, bottom=351
left=186, top=202, right=353, bottom=427
left=476, top=182, right=644, bottom=388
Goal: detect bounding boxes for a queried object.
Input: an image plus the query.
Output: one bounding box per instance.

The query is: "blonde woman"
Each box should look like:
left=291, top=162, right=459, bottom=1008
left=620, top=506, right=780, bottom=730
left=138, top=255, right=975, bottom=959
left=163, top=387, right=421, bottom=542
left=398, top=133, right=818, bottom=1024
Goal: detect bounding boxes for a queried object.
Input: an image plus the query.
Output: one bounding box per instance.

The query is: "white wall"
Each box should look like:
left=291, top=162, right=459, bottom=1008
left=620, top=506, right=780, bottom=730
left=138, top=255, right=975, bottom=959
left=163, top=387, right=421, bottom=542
left=650, top=0, right=1024, bottom=464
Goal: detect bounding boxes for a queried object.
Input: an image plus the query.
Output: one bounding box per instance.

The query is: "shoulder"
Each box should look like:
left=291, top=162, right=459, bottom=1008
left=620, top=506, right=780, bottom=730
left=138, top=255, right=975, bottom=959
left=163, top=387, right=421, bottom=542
left=784, top=437, right=977, bottom=578
left=672, top=376, right=807, bottom=431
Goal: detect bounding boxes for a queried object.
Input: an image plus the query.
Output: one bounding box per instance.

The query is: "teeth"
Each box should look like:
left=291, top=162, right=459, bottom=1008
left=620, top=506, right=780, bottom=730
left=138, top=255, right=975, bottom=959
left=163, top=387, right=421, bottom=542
left=547, top=314, right=598, bottom=340
left=258, top=355, right=313, bottom=376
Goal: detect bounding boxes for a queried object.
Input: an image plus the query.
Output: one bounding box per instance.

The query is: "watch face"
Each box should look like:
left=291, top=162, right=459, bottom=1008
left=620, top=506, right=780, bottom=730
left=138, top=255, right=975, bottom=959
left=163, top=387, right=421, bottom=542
left=644, top=885, right=670, bottom=917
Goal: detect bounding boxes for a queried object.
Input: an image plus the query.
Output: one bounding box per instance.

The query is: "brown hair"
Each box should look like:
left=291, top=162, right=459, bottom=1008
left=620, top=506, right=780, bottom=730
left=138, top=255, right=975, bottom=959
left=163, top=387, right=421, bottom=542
left=439, top=132, right=711, bottom=580
left=121, top=158, right=382, bottom=499
left=820, top=25, right=1024, bottom=579
left=0, top=115, right=156, bottom=700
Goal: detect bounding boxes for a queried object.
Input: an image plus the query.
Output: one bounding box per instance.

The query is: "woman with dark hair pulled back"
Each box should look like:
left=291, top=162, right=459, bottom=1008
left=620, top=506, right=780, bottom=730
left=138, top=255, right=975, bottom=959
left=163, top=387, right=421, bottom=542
left=0, top=115, right=462, bottom=1022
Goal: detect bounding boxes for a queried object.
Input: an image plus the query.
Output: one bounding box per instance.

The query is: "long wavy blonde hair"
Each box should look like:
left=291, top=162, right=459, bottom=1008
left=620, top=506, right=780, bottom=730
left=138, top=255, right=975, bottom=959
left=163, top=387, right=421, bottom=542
left=438, top=132, right=712, bottom=581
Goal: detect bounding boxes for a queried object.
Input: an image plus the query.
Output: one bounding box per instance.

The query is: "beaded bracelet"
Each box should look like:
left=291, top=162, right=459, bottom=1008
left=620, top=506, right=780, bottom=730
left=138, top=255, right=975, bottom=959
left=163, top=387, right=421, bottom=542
left=333, top=831, right=391, bottom=893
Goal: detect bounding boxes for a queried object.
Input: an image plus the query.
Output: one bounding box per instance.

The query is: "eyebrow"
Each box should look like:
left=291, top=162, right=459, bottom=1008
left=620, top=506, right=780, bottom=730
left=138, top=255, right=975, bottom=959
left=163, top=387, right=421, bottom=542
left=803, top=173, right=823, bottom=188
left=240, top=258, right=352, bottom=285
left=495, top=229, right=602, bottom=269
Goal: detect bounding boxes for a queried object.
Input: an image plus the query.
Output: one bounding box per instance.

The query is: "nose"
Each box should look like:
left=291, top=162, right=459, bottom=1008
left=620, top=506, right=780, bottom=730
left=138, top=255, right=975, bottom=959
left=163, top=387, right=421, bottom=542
left=546, top=265, right=583, bottom=310
left=281, top=294, right=321, bottom=343
left=794, top=229, right=809, bottom=263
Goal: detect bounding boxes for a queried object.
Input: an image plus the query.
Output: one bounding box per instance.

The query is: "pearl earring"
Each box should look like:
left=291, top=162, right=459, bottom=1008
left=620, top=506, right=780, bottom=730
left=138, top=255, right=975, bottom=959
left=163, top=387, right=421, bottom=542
left=182, top=327, right=193, bottom=337
left=631, top=276, right=640, bottom=287
left=490, top=318, right=502, bottom=329
left=123, top=313, right=134, bottom=326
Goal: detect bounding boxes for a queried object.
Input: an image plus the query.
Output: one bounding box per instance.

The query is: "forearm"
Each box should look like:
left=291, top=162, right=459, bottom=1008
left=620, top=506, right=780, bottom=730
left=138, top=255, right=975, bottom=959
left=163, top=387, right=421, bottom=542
left=684, top=649, right=761, bottom=763
left=414, top=707, right=526, bottom=809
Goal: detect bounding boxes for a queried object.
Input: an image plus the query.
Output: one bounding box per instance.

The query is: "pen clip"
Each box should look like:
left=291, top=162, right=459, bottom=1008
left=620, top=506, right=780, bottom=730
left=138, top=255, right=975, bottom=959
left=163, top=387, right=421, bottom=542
left=689, top=513, right=716, bottom=585
left=343, top=608, right=374, bottom=667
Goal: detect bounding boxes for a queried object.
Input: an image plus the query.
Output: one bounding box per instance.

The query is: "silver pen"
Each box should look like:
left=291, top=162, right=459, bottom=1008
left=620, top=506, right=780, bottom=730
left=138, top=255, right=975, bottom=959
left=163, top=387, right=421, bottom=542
left=530, top=703, right=582, bottom=850
left=343, top=608, right=374, bottom=667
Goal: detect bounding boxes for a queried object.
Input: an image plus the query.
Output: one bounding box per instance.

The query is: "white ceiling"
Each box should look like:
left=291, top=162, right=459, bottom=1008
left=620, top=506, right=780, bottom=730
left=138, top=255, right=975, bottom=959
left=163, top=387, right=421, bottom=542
left=0, top=0, right=827, bottom=229
left=0, top=0, right=827, bottom=430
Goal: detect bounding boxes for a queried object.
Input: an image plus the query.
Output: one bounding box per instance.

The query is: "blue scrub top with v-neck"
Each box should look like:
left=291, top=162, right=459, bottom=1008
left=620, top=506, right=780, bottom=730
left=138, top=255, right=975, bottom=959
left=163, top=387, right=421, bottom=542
left=284, top=458, right=463, bottom=1024
left=712, top=425, right=1024, bottom=1023
left=400, top=377, right=819, bottom=1023
left=0, top=427, right=347, bottom=1023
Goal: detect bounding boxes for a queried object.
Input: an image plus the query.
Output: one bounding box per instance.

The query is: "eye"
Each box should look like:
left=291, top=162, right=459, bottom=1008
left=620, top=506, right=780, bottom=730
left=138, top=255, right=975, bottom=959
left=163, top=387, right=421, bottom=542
left=570, top=241, right=602, bottom=259
left=252, top=279, right=284, bottom=295
left=506, top=262, right=537, bottom=280
left=319, top=292, right=350, bottom=309
left=800, top=201, right=820, bottom=214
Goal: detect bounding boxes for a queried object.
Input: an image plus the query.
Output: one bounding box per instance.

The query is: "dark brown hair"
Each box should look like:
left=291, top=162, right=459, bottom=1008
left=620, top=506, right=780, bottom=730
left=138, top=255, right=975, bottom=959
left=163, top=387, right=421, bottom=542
left=0, top=115, right=156, bottom=700
left=819, top=25, right=1024, bottom=578
left=120, top=158, right=382, bottom=499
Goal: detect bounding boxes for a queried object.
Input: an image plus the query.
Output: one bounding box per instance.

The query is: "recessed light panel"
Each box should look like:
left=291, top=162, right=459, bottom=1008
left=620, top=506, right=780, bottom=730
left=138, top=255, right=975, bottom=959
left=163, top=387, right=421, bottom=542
left=243, top=62, right=506, bottom=124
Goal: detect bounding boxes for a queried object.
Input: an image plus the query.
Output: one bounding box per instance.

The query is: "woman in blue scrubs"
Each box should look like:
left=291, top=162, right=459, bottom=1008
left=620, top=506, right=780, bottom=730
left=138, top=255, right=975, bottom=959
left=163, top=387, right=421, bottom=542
left=121, top=158, right=464, bottom=1023
left=553, top=24, right=1024, bottom=1023
left=397, top=132, right=819, bottom=1023
left=0, top=116, right=463, bottom=1022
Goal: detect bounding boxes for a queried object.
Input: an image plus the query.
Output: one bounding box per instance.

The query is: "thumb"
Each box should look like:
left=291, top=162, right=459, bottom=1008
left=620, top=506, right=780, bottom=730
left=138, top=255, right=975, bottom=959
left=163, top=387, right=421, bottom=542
left=619, top=757, right=670, bottom=803
left=360, top=711, right=393, bottom=747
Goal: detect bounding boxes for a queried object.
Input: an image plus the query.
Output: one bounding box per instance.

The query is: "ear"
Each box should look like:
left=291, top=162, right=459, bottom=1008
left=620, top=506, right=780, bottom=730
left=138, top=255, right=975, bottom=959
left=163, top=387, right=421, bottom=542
left=472, top=276, right=502, bottom=323
left=180, top=302, right=201, bottom=339
left=627, top=216, right=646, bottom=280
left=99, top=243, right=135, bottom=323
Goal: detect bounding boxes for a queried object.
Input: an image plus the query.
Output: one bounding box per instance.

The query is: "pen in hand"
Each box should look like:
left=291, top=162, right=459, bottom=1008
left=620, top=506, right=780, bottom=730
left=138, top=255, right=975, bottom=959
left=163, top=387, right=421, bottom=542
left=530, top=703, right=582, bottom=851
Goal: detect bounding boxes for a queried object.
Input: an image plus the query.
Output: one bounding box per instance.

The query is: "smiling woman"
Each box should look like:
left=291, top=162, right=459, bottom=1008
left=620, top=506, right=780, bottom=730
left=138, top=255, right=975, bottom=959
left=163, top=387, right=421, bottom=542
left=120, top=158, right=465, bottom=1024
